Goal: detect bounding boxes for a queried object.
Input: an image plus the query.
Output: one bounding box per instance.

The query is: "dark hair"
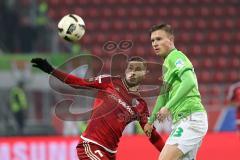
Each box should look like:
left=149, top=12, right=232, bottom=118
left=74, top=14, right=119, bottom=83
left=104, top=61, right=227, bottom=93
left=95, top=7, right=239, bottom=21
left=128, top=56, right=147, bottom=68
left=149, top=23, right=174, bottom=36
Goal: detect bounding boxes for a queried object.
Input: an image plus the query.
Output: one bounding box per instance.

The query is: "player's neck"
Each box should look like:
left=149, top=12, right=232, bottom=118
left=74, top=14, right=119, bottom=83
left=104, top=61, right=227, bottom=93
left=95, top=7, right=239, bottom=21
left=128, top=85, right=139, bottom=92
left=163, top=47, right=176, bottom=59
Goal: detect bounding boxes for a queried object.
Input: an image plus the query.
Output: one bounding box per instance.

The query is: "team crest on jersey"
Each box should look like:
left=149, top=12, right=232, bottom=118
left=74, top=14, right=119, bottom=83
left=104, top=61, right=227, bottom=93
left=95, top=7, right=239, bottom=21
left=175, top=59, right=184, bottom=68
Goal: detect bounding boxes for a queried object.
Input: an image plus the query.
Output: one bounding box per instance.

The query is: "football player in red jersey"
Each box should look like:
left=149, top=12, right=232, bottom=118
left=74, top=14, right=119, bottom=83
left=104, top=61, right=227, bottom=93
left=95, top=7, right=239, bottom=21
left=227, top=82, right=240, bottom=135
left=31, top=57, right=164, bottom=160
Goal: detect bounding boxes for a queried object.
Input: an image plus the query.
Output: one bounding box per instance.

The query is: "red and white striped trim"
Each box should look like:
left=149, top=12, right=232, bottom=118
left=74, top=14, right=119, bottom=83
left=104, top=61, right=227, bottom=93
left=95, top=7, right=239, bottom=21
left=81, top=135, right=117, bottom=154
left=83, top=141, right=100, bottom=160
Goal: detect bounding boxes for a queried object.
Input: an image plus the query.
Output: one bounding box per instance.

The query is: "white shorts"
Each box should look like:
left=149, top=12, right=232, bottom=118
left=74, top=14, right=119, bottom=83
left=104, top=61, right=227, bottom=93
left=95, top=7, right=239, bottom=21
left=166, top=112, right=208, bottom=160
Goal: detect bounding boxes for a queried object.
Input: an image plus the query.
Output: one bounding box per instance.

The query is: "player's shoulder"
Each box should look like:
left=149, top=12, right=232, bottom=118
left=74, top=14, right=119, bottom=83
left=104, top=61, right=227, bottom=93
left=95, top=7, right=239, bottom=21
left=167, top=49, right=188, bottom=61
left=227, top=82, right=240, bottom=100
left=230, top=82, right=240, bottom=89
left=98, top=74, right=112, bottom=80
left=89, top=74, right=121, bottom=83
left=166, top=49, right=191, bottom=67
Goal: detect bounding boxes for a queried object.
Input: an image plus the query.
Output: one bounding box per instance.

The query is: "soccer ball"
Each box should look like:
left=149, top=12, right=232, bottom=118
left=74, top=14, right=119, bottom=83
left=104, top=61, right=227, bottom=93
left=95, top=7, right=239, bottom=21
left=58, top=14, right=85, bottom=42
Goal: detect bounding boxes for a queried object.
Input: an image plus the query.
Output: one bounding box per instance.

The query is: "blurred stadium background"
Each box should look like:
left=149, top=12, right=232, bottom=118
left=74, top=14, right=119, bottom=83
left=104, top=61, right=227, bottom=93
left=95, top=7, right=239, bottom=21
left=0, top=0, right=240, bottom=159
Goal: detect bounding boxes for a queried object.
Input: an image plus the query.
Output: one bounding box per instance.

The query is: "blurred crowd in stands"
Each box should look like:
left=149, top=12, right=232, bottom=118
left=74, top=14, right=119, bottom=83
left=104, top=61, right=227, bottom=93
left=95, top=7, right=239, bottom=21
left=0, top=0, right=54, bottom=53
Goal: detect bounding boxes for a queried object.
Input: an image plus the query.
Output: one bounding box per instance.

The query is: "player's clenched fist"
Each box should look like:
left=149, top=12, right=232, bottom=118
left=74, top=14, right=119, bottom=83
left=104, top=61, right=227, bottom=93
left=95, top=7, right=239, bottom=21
left=31, top=58, right=54, bottom=74
left=144, top=123, right=153, bottom=137
left=157, top=107, right=170, bottom=122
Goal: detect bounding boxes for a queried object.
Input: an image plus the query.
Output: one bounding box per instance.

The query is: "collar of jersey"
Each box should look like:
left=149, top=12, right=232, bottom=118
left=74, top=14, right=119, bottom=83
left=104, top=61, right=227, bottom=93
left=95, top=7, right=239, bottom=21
left=164, top=48, right=177, bottom=60
left=122, top=79, right=140, bottom=96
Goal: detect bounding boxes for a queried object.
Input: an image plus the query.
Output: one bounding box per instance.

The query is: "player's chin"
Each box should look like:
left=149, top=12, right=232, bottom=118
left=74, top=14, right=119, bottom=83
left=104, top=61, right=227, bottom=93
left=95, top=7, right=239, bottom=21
left=155, top=51, right=161, bottom=56
left=132, top=80, right=141, bottom=86
left=128, top=80, right=138, bottom=86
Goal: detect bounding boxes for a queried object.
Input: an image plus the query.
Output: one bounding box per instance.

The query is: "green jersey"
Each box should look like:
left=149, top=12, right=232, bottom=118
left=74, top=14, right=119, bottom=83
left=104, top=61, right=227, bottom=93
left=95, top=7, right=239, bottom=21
left=149, top=49, right=205, bottom=124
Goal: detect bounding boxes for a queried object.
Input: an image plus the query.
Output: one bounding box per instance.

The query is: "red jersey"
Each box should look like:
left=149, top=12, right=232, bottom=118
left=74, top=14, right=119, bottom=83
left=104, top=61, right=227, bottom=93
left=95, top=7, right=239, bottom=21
left=52, top=70, right=164, bottom=153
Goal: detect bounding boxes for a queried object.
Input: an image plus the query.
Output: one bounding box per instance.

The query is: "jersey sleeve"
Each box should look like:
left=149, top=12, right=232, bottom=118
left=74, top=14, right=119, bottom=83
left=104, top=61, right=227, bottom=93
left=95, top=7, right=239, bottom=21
left=52, top=69, right=110, bottom=89
left=138, top=102, right=165, bottom=151
left=148, top=78, right=171, bottom=124
left=148, top=95, right=166, bottom=124
left=165, top=70, right=196, bottom=110
left=164, top=52, right=197, bottom=110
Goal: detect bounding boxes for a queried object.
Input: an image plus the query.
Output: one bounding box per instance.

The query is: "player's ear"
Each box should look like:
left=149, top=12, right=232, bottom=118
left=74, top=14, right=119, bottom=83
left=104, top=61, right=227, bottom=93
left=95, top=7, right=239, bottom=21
left=169, top=35, right=174, bottom=42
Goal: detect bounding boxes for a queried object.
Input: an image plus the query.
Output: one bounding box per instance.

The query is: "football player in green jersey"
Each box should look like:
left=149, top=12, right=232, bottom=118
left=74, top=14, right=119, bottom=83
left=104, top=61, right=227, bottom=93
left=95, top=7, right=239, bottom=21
left=144, top=23, right=208, bottom=160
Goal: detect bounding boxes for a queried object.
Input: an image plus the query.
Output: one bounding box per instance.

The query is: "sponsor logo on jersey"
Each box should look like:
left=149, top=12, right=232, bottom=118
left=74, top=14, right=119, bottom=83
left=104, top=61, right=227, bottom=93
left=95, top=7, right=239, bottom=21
left=109, top=95, right=135, bottom=115
left=175, top=59, right=184, bottom=68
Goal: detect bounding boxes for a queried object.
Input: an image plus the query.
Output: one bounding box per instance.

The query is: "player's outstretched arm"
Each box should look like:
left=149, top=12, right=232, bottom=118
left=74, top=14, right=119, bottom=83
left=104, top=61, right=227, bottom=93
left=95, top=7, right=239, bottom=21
left=139, top=104, right=165, bottom=151
left=140, top=121, right=165, bottom=151
left=31, top=58, right=54, bottom=74
left=149, top=128, right=165, bottom=151
left=144, top=93, right=166, bottom=136
left=31, top=58, right=107, bottom=89
left=148, top=94, right=166, bottom=125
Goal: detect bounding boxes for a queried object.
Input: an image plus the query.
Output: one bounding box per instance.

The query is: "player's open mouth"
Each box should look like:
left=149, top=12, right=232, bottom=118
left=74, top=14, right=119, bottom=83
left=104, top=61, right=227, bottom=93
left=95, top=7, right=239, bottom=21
left=130, top=77, right=136, bottom=81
